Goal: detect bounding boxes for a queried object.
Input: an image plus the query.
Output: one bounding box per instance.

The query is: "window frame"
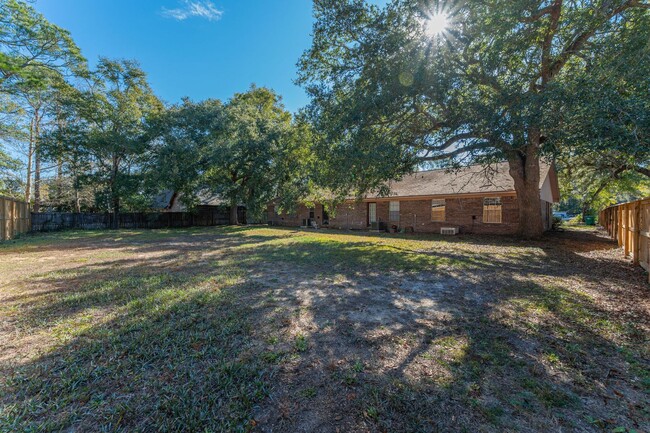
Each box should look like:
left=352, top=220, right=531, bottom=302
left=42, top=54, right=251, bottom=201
left=368, top=202, right=377, bottom=224
left=431, top=199, right=446, bottom=222
left=483, top=197, right=503, bottom=224
left=389, top=201, right=400, bottom=222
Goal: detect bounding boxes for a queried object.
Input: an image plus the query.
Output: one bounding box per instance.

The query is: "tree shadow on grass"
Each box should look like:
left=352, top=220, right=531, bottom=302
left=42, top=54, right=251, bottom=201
left=2, top=277, right=274, bottom=431
left=0, top=228, right=647, bottom=432
left=246, top=263, right=648, bottom=432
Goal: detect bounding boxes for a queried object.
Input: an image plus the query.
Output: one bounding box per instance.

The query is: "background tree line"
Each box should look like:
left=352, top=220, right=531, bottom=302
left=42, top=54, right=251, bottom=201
left=1, top=0, right=648, bottom=236
left=0, top=0, right=312, bottom=224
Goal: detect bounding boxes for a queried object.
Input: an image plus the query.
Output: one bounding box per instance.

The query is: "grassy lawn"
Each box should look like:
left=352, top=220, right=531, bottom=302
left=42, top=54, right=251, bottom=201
left=0, top=226, right=648, bottom=432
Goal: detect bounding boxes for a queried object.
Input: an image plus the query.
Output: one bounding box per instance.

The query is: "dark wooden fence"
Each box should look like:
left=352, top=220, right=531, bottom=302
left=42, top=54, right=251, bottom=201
left=31, top=207, right=246, bottom=232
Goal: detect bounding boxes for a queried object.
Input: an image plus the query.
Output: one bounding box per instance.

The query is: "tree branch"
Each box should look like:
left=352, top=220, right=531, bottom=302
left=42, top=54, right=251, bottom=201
left=634, top=165, right=650, bottom=177
left=541, top=0, right=563, bottom=85
left=420, top=140, right=492, bottom=161
left=519, top=5, right=555, bottom=23
left=546, top=0, right=647, bottom=80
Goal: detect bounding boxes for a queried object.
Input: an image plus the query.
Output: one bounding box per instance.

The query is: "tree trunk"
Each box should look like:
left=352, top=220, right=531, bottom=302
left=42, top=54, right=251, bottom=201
left=508, top=147, right=544, bottom=239
left=581, top=204, right=590, bottom=223
left=111, top=154, right=119, bottom=229
left=112, top=197, right=120, bottom=229
left=229, top=201, right=239, bottom=225
left=74, top=188, right=81, bottom=213
left=579, top=168, right=621, bottom=223
left=55, top=158, right=63, bottom=209
left=167, top=191, right=179, bottom=210
left=33, top=146, right=41, bottom=213
left=24, top=118, right=34, bottom=203
left=33, top=113, right=42, bottom=212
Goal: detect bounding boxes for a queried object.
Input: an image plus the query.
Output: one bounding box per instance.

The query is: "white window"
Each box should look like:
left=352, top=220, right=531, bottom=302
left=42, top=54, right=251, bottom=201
left=368, top=203, right=377, bottom=224
left=431, top=199, right=445, bottom=222
left=389, top=201, right=400, bottom=222
left=483, top=197, right=502, bottom=223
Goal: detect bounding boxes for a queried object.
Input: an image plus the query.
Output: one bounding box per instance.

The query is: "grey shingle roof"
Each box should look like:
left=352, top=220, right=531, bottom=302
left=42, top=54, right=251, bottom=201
left=373, top=161, right=552, bottom=198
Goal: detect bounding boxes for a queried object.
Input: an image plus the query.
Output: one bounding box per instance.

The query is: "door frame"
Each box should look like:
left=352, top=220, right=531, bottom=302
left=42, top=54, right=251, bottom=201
left=368, top=202, right=377, bottom=226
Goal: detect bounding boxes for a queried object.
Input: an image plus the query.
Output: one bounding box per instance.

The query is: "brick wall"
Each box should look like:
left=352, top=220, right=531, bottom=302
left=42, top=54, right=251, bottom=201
left=267, top=203, right=330, bottom=227
left=268, top=195, right=521, bottom=234
left=395, top=196, right=519, bottom=234
left=328, top=202, right=368, bottom=229
left=267, top=203, right=309, bottom=227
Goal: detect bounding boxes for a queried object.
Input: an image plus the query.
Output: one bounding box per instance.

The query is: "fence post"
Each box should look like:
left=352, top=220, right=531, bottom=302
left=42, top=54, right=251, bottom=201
left=602, top=198, right=650, bottom=283
left=617, top=206, right=622, bottom=247
left=0, top=196, right=5, bottom=241
left=633, top=202, right=640, bottom=266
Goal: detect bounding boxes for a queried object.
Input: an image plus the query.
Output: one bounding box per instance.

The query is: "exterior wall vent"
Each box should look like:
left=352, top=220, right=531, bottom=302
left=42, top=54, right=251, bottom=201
left=440, top=227, right=458, bottom=235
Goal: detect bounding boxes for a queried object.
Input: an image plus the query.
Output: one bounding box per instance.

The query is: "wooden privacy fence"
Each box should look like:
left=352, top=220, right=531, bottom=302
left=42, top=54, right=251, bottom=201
left=31, top=207, right=246, bottom=232
left=600, top=197, right=650, bottom=282
left=0, top=196, right=31, bottom=241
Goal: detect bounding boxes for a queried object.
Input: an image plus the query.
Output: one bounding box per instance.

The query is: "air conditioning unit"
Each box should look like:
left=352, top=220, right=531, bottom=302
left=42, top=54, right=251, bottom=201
left=440, top=227, right=458, bottom=235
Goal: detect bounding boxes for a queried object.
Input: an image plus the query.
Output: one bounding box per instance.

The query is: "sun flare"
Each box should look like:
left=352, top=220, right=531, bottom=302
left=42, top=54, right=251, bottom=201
left=425, top=13, right=449, bottom=36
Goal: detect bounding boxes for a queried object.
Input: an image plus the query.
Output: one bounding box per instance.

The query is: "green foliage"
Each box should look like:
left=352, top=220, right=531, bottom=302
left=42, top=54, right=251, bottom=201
left=44, top=58, right=163, bottom=214
left=0, top=0, right=85, bottom=90
left=148, top=86, right=314, bottom=221
left=146, top=97, right=226, bottom=208
left=0, top=142, right=21, bottom=196
left=558, top=157, right=650, bottom=217
left=38, top=80, right=97, bottom=211
left=294, top=333, right=308, bottom=352
left=554, top=10, right=649, bottom=164
left=207, top=86, right=300, bottom=219
left=0, top=0, right=87, bottom=207
left=0, top=93, right=24, bottom=141
left=298, top=0, right=650, bottom=236
left=552, top=10, right=649, bottom=215
left=551, top=216, right=563, bottom=231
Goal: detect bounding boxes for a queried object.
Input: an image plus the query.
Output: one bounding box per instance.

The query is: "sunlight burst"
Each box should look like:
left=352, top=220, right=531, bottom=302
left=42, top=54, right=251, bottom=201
left=424, top=13, right=449, bottom=37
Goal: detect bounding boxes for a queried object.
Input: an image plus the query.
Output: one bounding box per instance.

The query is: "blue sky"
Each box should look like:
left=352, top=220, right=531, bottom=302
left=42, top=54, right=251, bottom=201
left=35, top=0, right=319, bottom=113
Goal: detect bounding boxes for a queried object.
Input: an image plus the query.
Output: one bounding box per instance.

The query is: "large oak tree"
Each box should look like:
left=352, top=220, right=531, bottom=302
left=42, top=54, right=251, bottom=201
left=148, top=87, right=313, bottom=224
left=207, top=86, right=305, bottom=224
left=298, top=0, right=650, bottom=237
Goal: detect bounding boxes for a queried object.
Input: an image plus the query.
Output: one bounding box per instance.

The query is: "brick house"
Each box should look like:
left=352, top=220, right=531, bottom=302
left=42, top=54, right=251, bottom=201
left=267, top=162, right=560, bottom=235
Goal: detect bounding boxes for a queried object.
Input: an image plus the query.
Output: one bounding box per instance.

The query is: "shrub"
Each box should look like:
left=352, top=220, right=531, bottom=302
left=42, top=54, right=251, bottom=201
left=551, top=216, right=563, bottom=231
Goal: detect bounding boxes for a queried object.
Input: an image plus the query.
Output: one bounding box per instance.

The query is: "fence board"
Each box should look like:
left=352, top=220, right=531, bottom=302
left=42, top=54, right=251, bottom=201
left=0, top=196, right=31, bottom=241
left=600, top=197, right=650, bottom=283
left=31, top=207, right=246, bottom=232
